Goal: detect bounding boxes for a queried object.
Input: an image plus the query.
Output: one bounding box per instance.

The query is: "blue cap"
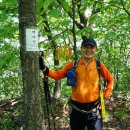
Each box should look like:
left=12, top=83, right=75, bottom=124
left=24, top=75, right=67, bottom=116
left=81, top=38, right=97, bottom=47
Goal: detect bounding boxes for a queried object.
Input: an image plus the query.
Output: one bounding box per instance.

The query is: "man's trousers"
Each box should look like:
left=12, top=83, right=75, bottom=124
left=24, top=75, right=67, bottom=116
left=70, top=108, right=102, bottom=130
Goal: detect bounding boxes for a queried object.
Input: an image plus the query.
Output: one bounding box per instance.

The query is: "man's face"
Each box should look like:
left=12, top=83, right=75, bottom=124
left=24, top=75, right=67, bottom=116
left=81, top=44, right=96, bottom=59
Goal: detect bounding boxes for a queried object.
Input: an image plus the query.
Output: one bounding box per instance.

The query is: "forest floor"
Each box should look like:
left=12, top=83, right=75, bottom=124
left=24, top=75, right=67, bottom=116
left=0, top=91, right=130, bottom=130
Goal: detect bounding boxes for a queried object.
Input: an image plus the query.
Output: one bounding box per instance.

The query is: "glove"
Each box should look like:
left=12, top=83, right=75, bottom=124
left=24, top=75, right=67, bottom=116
left=39, top=56, right=46, bottom=70
left=39, top=56, right=49, bottom=74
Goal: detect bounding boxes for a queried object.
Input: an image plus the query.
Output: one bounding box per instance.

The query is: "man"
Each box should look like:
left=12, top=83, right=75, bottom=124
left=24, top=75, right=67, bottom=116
left=39, top=38, right=114, bottom=130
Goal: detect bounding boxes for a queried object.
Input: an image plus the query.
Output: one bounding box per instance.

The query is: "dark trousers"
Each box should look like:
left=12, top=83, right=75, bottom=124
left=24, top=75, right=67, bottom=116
left=70, top=108, right=102, bottom=130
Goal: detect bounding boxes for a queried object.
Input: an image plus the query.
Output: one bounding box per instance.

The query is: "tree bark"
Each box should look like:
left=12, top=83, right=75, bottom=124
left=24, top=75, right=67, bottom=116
left=18, top=0, right=45, bottom=130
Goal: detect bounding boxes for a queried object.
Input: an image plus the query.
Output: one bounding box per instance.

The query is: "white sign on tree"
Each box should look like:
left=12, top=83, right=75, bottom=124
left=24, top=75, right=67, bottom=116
left=26, top=29, right=38, bottom=51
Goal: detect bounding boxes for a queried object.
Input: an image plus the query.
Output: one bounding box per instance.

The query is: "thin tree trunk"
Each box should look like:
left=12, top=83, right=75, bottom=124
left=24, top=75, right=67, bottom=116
left=42, top=12, right=61, bottom=98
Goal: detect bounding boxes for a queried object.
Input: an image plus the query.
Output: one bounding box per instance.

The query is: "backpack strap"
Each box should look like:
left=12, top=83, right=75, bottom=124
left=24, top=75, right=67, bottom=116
left=96, top=60, right=101, bottom=78
left=96, top=60, right=106, bottom=91
left=73, top=60, right=78, bottom=69
left=96, top=60, right=102, bottom=91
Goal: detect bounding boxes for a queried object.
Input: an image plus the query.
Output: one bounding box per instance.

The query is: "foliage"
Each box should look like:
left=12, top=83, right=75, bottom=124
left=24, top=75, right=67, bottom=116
left=114, top=109, right=129, bottom=119
left=0, top=0, right=22, bottom=101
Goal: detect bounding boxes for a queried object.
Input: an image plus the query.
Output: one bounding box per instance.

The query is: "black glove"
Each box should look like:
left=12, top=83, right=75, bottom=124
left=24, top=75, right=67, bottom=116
left=39, top=56, right=46, bottom=70
left=39, top=56, right=49, bottom=74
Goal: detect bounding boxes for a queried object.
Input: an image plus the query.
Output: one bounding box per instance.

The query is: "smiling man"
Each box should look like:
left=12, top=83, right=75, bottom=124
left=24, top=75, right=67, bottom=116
left=39, top=37, right=114, bottom=130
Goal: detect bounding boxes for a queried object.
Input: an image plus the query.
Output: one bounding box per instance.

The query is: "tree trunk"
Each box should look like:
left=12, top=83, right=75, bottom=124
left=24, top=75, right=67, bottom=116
left=18, top=0, right=45, bottom=130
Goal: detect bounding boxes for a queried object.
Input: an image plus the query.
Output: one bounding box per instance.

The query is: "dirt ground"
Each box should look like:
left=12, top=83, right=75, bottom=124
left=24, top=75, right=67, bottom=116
left=0, top=92, right=130, bottom=130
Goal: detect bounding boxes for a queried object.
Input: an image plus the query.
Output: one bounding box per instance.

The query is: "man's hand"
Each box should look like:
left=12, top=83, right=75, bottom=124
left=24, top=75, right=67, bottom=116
left=39, top=56, right=49, bottom=75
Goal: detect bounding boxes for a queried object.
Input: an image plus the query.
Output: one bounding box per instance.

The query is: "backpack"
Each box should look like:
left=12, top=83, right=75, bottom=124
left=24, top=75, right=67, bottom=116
left=66, top=60, right=100, bottom=86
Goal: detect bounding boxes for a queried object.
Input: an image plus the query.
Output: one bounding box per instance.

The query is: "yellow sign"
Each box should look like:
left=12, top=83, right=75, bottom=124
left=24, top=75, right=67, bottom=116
left=55, top=46, right=72, bottom=60
left=42, top=45, right=72, bottom=61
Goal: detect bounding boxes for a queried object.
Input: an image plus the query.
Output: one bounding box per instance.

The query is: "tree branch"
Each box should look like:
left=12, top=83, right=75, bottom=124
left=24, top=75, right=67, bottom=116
left=98, top=0, right=130, bottom=16
left=72, top=0, right=77, bottom=60
left=120, top=0, right=130, bottom=17
left=77, top=0, right=88, bottom=28
left=56, top=0, right=84, bottom=29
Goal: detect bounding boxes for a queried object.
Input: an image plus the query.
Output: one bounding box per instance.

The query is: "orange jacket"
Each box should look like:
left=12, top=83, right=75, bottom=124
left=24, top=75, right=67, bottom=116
left=48, top=58, right=114, bottom=103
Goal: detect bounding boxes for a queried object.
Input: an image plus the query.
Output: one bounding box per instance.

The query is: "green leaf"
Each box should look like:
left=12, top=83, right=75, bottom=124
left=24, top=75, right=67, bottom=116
left=95, top=15, right=102, bottom=25
left=62, top=19, right=71, bottom=26
left=43, top=0, right=55, bottom=11
left=89, top=15, right=102, bottom=26
left=48, top=9, right=62, bottom=18
left=106, top=32, right=114, bottom=39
